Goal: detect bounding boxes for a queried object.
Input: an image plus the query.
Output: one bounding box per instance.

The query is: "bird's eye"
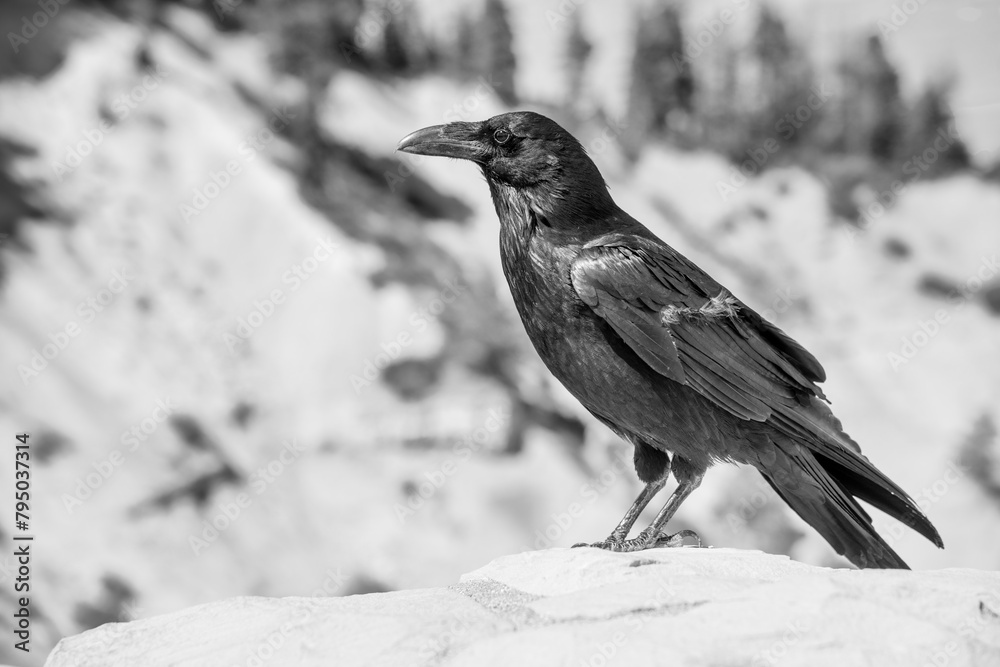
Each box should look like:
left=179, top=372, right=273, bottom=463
left=493, top=128, right=512, bottom=145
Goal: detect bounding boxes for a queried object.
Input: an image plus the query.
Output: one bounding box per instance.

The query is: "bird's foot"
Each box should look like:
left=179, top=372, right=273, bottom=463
left=572, top=527, right=701, bottom=552
left=571, top=535, right=626, bottom=551
left=650, top=528, right=701, bottom=548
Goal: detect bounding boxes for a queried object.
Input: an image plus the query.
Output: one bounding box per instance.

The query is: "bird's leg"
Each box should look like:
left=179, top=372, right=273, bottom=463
left=639, top=472, right=704, bottom=549
left=583, top=456, right=705, bottom=553
left=572, top=477, right=666, bottom=549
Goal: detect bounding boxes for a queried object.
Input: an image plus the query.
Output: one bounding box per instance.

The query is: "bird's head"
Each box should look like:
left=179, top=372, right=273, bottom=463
left=397, top=111, right=616, bottom=220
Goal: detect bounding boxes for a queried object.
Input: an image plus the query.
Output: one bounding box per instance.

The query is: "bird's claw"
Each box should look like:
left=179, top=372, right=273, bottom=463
left=572, top=527, right=702, bottom=552
left=650, top=528, right=701, bottom=548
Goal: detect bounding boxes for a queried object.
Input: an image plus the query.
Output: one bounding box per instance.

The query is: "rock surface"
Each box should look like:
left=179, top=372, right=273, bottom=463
left=45, top=547, right=1000, bottom=667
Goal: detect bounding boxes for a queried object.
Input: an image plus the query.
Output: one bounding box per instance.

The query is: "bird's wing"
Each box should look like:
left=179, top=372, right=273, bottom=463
left=571, top=234, right=944, bottom=555
left=570, top=234, right=827, bottom=423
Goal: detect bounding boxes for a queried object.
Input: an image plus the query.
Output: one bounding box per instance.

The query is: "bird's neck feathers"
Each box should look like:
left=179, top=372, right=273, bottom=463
left=485, top=165, right=619, bottom=242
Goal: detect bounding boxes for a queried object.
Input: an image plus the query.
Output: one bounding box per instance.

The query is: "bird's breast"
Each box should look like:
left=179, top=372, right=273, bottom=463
left=500, top=230, right=625, bottom=397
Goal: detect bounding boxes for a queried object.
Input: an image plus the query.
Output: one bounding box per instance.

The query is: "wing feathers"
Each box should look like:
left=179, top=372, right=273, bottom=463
left=573, top=240, right=819, bottom=425
left=570, top=234, right=941, bottom=562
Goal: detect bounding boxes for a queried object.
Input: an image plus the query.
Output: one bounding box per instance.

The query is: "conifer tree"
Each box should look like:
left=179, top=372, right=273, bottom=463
left=481, top=0, right=518, bottom=104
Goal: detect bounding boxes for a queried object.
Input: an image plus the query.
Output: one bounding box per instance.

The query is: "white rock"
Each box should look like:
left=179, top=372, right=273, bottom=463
left=45, top=548, right=1000, bottom=667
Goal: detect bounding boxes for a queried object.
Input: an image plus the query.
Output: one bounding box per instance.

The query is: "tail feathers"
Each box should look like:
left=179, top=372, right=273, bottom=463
left=761, top=444, right=911, bottom=569
left=817, top=454, right=943, bottom=549
left=771, top=400, right=944, bottom=552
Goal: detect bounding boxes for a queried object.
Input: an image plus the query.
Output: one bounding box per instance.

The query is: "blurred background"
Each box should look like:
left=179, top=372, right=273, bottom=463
left=1, top=0, right=999, bottom=661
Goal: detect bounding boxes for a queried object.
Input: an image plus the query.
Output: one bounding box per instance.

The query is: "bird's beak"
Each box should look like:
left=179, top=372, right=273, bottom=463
left=396, top=122, right=486, bottom=162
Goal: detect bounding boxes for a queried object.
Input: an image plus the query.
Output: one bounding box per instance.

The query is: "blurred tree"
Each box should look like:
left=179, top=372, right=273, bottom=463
left=957, top=415, right=1000, bottom=505
left=752, top=6, right=795, bottom=92
left=444, top=0, right=517, bottom=103
left=688, top=6, right=815, bottom=164
left=479, top=0, right=518, bottom=105
left=338, top=0, right=437, bottom=75
left=381, top=5, right=411, bottom=72
left=453, top=11, right=479, bottom=79
left=833, top=34, right=905, bottom=162
left=254, top=0, right=364, bottom=74
left=564, top=11, right=592, bottom=108
left=900, top=80, right=970, bottom=177
left=730, top=7, right=816, bottom=160
left=376, top=0, right=439, bottom=75
left=986, top=158, right=1000, bottom=184
left=202, top=0, right=255, bottom=32
left=815, top=34, right=969, bottom=222
left=688, top=28, right=740, bottom=152
left=623, top=2, right=693, bottom=160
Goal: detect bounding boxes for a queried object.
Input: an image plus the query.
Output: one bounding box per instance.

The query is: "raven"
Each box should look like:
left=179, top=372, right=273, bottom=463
left=397, top=111, right=943, bottom=568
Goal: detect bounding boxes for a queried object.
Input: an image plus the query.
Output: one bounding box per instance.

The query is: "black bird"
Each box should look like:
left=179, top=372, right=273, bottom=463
left=397, top=112, right=943, bottom=568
